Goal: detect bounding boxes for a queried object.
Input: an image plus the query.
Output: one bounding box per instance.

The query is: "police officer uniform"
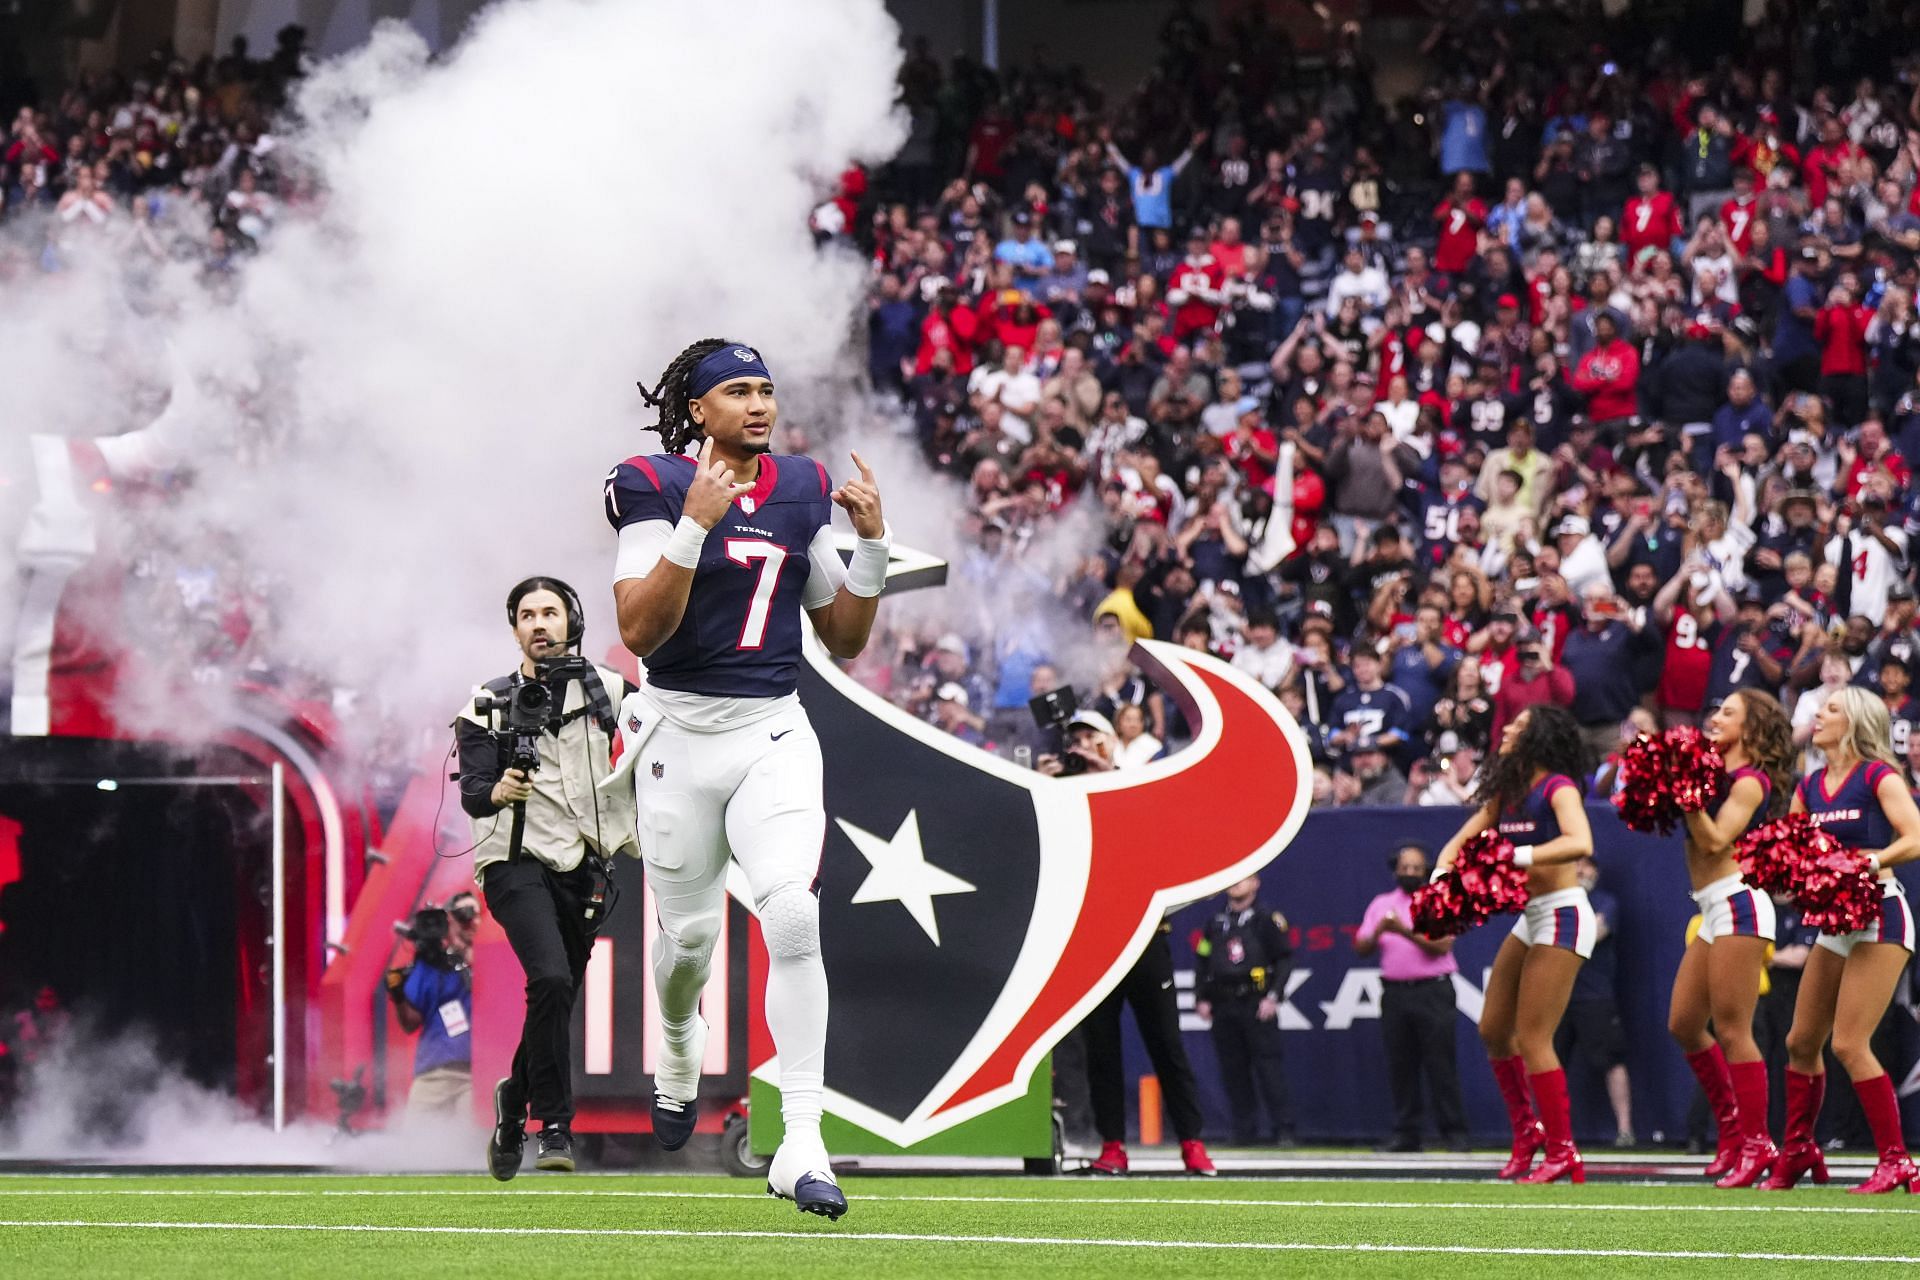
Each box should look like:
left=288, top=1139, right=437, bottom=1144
left=1195, top=901, right=1295, bottom=1144
left=455, top=646, right=637, bottom=1155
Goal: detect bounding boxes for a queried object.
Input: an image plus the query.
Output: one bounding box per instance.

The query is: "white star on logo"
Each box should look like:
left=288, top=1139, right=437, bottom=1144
left=838, top=810, right=976, bottom=946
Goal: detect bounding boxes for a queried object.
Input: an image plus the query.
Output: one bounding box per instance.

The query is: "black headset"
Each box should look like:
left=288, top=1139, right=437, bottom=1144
left=505, top=576, right=586, bottom=651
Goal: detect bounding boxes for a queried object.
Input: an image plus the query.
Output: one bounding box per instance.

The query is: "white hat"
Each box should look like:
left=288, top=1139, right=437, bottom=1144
left=1555, top=515, right=1590, bottom=537
left=1068, top=709, right=1116, bottom=737
left=934, top=633, right=969, bottom=658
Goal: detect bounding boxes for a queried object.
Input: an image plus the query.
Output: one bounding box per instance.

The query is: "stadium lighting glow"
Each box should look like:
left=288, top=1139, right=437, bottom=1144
left=96, top=779, right=118, bottom=792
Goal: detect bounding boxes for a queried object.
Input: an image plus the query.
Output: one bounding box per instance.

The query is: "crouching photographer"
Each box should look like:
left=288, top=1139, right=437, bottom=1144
left=385, top=893, right=479, bottom=1118
left=455, top=577, right=637, bottom=1181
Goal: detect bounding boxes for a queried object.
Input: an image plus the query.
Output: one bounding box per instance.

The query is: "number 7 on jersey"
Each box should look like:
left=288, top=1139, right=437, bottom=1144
left=725, top=539, right=787, bottom=650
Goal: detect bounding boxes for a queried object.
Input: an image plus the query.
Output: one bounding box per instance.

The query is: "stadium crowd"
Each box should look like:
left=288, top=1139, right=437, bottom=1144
left=15, top=6, right=1920, bottom=813
left=830, top=2, right=1920, bottom=810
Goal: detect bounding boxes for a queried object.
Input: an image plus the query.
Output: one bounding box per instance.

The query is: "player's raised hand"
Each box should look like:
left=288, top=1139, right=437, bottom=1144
left=684, top=437, right=754, bottom=529
left=831, top=450, right=886, bottom=539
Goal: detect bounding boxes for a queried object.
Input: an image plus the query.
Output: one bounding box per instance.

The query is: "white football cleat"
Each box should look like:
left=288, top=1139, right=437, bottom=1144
left=767, top=1137, right=847, bottom=1220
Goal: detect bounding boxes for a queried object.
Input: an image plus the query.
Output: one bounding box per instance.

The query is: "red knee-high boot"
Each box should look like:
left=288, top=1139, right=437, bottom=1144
left=1491, top=1056, right=1544, bottom=1179
left=1519, top=1068, right=1584, bottom=1185
left=1850, top=1074, right=1919, bottom=1195
left=1716, top=1059, right=1777, bottom=1189
left=1762, top=1070, right=1829, bottom=1190
left=1685, top=1045, right=1742, bottom=1177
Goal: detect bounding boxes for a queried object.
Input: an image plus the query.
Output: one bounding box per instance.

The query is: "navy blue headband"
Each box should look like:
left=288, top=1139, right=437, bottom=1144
left=689, top=344, right=773, bottom=398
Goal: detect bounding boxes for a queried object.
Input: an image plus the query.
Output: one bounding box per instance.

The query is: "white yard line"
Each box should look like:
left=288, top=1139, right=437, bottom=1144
left=0, top=1187, right=1911, bottom=1216
left=0, top=1217, right=1915, bottom=1264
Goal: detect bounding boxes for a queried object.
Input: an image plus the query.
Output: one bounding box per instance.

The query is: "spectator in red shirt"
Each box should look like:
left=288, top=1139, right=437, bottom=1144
left=1432, top=172, right=1485, bottom=276
left=1718, top=167, right=1759, bottom=257
left=914, top=278, right=979, bottom=376
left=1621, top=164, right=1682, bottom=266
left=1816, top=278, right=1875, bottom=426
left=1840, top=417, right=1913, bottom=500
left=1166, top=227, right=1227, bottom=339
left=1224, top=400, right=1280, bottom=488
left=1489, top=628, right=1575, bottom=743
left=1571, top=310, right=1642, bottom=430
left=1801, top=114, right=1864, bottom=209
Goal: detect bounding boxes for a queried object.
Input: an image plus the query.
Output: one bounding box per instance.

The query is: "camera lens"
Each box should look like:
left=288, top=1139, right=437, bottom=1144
left=517, top=681, right=550, bottom=710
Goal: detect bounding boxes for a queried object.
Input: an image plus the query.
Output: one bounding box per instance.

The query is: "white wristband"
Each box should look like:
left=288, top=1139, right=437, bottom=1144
left=661, top=516, right=708, bottom=570
left=1511, top=845, right=1535, bottom=868
left=1868, top=853, right=1882, bottom=872
left=1429, top=865, right=1448, bottom=884
left=844, top=523, right=893, bottom=598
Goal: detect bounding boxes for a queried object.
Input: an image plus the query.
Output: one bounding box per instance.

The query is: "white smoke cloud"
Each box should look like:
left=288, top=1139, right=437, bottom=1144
left=1, top=0, right=912, bottom=735
left=1, top=0, right=917, bottom=1162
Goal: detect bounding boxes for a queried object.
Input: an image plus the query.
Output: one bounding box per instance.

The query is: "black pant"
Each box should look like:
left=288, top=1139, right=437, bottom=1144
left=482, top=857, right=597, bottom=1128
left=1083, top=932, right=1205, bottom=1143
left=1381, top=977, right=1466, bottom=1144
left=1207, top=995, right=1292, bottom=1142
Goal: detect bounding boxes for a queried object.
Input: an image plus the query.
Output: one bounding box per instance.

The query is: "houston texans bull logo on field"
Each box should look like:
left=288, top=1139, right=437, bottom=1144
left=743, top=542, right=1314, bottom=1146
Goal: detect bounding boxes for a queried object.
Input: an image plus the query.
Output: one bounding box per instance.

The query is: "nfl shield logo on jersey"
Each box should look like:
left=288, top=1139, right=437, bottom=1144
left=650, top=761, right=664, bottom=779
left=782, top=636, right=1312, bottom=1146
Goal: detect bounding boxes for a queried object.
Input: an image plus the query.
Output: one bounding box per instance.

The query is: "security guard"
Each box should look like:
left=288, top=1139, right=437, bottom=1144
left=1195, top=874, right=1295, bottom=1146
left=455, top=576, right=638, bottom=1181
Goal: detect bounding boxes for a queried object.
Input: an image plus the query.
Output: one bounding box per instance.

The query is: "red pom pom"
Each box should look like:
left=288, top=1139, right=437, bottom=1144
left=1411, top=831, right=1533, bottom=937
left=1735, top=813, right=1882, bottom=934
left=1612, top=728, right=1725, bottom=834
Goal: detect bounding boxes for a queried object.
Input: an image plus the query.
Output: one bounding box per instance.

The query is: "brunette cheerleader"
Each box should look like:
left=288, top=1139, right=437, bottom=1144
left=1770, top=687, right=1920, bottom=1194
left=1435, top=705, right=1595, bottom=1184
left=1671, top=691, right=1796, bottom=1188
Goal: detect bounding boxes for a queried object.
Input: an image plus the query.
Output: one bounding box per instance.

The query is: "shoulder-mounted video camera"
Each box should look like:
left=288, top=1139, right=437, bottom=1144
left=474, top=666, right=563, bottom=775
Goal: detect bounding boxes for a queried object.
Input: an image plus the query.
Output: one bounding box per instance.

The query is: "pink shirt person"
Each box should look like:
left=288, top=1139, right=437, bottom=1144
left=1357, top=888, right=1460, bottom=981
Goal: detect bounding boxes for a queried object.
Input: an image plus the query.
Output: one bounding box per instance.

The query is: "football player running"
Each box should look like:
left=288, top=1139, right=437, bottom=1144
left=604, top=338, right=888, bottom=1220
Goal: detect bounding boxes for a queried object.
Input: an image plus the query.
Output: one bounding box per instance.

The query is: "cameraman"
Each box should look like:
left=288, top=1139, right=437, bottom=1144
left=386, top=893, right=479, bottom=1118
left=455, top=577, right=637, bottom=1180
left=1036, top=708, right=1120, bottom=776
left=1045, top=710, right=1218, bottom=1175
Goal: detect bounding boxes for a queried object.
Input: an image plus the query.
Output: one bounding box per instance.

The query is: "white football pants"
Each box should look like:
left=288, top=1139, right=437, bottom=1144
left=633, top=697, right=827, bottom=1144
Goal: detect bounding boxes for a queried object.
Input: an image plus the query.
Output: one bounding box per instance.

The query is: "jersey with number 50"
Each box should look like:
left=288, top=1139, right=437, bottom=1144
left=604, top=452, right=835, bottom=698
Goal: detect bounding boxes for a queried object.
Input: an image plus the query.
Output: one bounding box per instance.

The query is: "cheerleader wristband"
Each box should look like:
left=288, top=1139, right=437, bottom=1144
left=1429, top=866, right=1448, bottom=884
left=844, top=523, right=893, bottom=598
left=662, top=516, right=709, bottom=570
left=1511, top=845, right=1536, bottom=868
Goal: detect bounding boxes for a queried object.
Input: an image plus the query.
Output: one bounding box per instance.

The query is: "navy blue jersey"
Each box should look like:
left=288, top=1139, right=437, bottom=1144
left=1711, top=764, right=1774, bottom=837
left=1329, top=683, right=1414, bottom=747
left=1416, top=489, right=1484, bottom=568
left=1704, top=626, right=1789, bottom=706
left=1796, top=760, right=1897, bottom=851
left=1497, top=773, right=1577, bottom=844
left=605, top=452, right=834, bottom=698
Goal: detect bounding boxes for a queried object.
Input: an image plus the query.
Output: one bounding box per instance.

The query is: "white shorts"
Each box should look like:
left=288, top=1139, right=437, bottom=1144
left=1814, top=880, right=1915, bottom=957
left=1508, top=886, right=1598, bottom=958
left=630, top=697, right=826, bottom=943
left=1693, top=873, right=1777, bottom=945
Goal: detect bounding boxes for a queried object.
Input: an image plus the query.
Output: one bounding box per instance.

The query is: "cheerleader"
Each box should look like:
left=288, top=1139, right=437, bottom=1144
left=1769, top=686, right=1920, bottom=1194
left=1435, top=705, right=1595, bottom=1184
left=1671, top=691, right=1796, bottom=1188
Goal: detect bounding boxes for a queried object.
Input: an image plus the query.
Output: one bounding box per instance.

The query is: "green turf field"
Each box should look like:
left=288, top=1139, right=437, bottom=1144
left=2, top=1171, right=1917, bottom=1277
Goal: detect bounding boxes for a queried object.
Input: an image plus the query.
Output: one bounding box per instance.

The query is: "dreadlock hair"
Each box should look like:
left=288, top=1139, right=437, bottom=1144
left=636, top=337, right=732, bottom=455
left=1724, top=689, right=1795, bottom=820
left=1473, top=703, right=1592, bottom=818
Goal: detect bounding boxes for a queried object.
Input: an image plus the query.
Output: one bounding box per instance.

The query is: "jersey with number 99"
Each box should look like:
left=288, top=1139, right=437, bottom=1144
left=604, top=452, right=835, bottom=698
